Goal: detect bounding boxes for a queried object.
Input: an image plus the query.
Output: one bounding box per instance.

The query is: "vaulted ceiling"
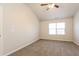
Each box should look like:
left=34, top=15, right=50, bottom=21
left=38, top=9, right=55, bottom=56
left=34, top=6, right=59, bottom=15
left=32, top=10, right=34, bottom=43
left=27, top=3, right=79, bottom=21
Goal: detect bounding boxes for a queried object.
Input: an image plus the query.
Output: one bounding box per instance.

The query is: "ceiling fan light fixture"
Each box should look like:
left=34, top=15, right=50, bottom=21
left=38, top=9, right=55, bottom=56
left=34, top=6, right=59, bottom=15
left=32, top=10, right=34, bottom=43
left=48, top=3, right=55, bottom=9
left=40, top=3, right=59, bottom=11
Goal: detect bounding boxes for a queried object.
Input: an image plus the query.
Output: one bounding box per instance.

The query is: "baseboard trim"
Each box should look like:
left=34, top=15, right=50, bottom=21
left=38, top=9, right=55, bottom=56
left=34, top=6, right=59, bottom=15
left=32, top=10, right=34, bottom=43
left=3, top=39, right=39, bottom=56
left=73, top=41, right=79, bottom=46
left=40, top=39, right=73, bottom=42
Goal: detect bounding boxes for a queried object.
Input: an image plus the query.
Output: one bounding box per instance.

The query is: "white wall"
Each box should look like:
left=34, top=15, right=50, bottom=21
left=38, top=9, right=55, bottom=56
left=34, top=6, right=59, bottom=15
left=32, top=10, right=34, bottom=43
left=40, top=17, right=73, bottom=42
left=2, top=4, right=39, bottom=55
left=0, top=5, right=3, bottom=55
left=73, top=10, right=79, bottom=45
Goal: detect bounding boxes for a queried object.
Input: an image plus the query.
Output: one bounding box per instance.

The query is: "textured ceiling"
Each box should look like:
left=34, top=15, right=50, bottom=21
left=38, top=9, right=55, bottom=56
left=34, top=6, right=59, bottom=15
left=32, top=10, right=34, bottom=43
left=27, top=3, right=79, bottom=21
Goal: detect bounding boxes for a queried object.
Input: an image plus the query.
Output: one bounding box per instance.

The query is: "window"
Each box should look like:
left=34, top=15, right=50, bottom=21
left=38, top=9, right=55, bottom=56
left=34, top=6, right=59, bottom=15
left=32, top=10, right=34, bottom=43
left=49, top=22, right=65, bottom=35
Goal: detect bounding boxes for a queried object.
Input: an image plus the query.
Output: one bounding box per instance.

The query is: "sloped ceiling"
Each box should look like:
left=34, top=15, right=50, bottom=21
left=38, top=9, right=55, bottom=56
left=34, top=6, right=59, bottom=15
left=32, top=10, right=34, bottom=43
left=27, top=3, right=79, bottom=21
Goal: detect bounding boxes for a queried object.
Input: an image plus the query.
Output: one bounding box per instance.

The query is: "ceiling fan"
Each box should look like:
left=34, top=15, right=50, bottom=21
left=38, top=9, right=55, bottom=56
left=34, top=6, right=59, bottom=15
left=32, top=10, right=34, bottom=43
left=40, top=3, right=59, bottom=10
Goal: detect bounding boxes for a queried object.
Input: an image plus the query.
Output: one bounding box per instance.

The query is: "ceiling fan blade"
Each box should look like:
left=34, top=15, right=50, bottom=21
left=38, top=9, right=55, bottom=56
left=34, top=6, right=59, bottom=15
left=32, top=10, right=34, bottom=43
left=40, top=4, right=48, bottom=6
left=54, top=5, right=59, bottom=8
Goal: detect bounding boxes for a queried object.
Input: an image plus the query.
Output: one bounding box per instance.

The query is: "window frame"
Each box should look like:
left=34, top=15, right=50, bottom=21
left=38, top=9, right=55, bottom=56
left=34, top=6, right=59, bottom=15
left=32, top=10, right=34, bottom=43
left=48, top=22, right=66, bottom=35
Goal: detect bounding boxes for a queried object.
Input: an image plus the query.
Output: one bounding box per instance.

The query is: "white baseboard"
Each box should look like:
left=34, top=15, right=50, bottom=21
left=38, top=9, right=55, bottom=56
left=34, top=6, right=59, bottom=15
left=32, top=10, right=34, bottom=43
left=40, top=39, right=73, bottom=42
left=73, top=41, right=79, bottom=46
left=3, top=39, right=39, bottom=56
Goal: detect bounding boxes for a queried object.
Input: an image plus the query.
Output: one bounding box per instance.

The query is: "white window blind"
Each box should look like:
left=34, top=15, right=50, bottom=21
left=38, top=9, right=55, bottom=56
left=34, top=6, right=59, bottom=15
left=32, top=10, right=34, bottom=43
left=49, top=22, right=65, bottom=35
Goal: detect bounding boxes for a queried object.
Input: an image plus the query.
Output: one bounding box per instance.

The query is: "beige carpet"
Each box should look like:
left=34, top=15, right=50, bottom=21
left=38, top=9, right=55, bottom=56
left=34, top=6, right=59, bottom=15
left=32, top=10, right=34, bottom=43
left=9, top=39, right=79, bottom=56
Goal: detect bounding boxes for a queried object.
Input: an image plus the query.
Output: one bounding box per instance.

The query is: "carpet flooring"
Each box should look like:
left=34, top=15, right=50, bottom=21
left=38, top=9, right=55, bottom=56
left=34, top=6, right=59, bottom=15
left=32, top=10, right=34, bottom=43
left=9, top=40, right=79, bottom=56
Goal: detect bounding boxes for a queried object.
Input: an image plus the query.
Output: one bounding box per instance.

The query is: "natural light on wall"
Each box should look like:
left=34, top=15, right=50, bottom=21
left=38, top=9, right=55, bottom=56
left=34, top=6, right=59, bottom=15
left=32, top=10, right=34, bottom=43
left=49, top=22, right=65, bottom=35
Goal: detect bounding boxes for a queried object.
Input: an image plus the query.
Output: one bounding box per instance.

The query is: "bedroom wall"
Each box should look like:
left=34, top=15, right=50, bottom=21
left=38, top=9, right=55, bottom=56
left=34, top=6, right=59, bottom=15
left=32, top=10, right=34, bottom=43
left=40, top=17, right=73, bottom=42
left=0, top=5, right=3, bottom=55
left=73, top=10, right=79, bottom=45
left=2, top=4, right=39, bottom=55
